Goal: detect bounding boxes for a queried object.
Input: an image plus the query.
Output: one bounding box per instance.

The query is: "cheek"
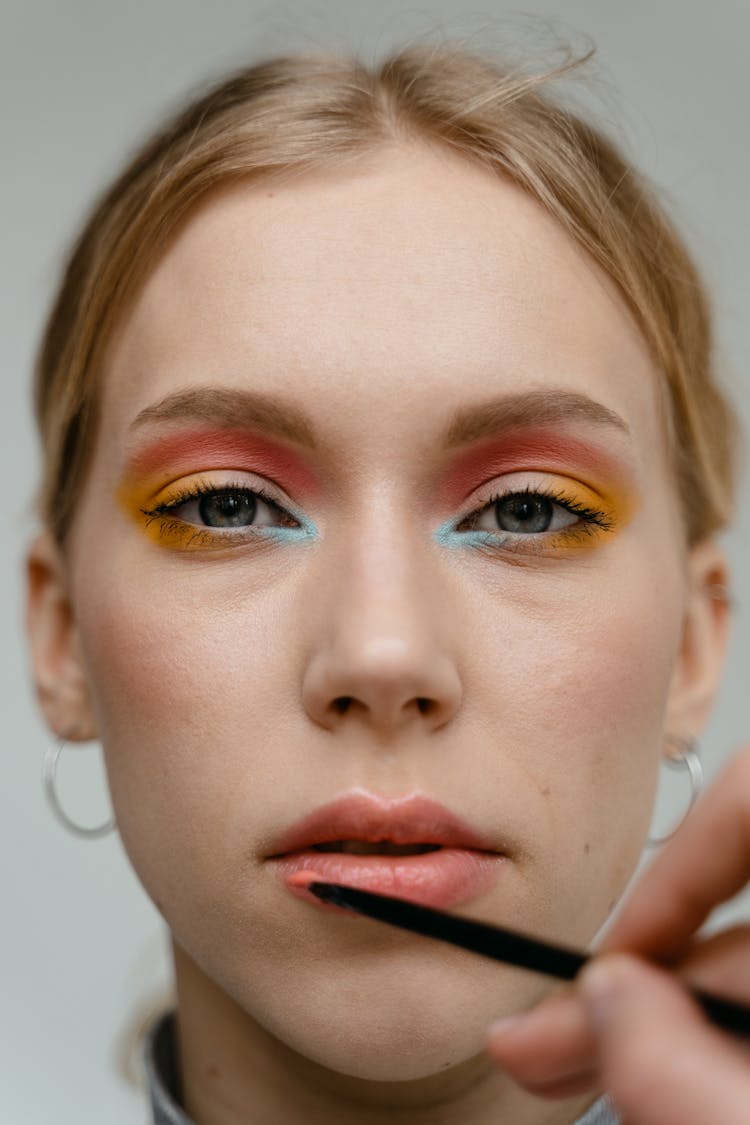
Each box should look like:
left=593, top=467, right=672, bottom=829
left=70, top=552, right=295, bottom=913
left=473, top=557, right=683, bottom=936
left=537, top=600, right=667, bottom=849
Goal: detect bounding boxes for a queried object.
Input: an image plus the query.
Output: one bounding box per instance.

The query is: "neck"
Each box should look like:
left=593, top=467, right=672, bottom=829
left=171, top=943, right=596, bottom=1125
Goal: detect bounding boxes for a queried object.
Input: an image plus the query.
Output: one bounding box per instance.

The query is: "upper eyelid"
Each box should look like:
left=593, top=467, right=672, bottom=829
left=451, top=483, right=611, bottom=540
left=459, top=481, right=603, bottom=517
left=120, top=467, right=325, bottom=550
left=139, top=481, right=312, bottom=545
left=147, top=472, right=290, bottom=511
left=464, top=497, right=592, bottom=526
left=154, top=482, right=278, bottom=509
left=477, top=485, right=584, bottom=506
left=141, top=467, right=604, bottom=522
left=459, top=466, right=597, bottom=498
left=142, top=480, right=301, bottom=536
left=482, top=489, right=601, bottom=514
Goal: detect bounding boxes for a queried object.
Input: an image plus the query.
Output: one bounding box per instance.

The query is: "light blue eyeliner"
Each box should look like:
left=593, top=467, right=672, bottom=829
left=434, top=516, right=499, bottom=550
left=259, top=503, right=319, bottom=543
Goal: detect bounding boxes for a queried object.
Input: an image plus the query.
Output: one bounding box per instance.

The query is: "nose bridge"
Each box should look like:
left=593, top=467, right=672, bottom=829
left=328, top=501, right=442, bottom=669
left=348, top=502, right=425, bottom=627
left=301, top=494, right=462, bottom=733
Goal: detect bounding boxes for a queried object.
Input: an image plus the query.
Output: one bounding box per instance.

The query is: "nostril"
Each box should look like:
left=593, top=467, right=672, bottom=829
left=328, top=696, right=437, bottom=719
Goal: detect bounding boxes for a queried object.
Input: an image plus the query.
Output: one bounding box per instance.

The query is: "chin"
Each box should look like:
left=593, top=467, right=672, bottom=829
left=243, top=955, right=546, bottom=1082
left=279, top=1010, right=484, bottom=1082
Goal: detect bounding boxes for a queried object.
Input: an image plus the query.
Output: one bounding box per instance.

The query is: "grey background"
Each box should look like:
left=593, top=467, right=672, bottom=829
left=2, top=2, right=748, bottom=1122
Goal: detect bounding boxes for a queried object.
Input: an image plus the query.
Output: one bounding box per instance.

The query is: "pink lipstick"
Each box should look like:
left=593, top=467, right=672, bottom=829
left=267, top=791, right=504, bottom=910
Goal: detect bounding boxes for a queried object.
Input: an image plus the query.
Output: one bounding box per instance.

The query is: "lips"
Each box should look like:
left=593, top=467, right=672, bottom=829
left=267, top=791, right=504, bottom=910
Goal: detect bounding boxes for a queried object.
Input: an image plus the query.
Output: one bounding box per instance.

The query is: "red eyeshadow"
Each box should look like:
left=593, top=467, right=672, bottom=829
left=124, top=427, right=320, bottom=498
left=438, top=430, right=632, bottom=508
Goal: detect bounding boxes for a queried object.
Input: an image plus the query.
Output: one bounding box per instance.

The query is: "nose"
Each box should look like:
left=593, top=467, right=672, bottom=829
left=301, top=517, right=463, bottom=737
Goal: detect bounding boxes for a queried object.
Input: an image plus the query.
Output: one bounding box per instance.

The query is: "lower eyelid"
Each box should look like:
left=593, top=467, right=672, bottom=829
left=140, top=512, right=314, bottom=553
left=447, top=518, right=606, bottom=551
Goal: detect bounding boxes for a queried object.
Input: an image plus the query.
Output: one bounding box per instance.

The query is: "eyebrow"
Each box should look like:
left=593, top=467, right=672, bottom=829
left=128, top=385, right=630, bottom=451
left=442, top=389, right=631, bottom=447
left=129, top=387, right=318, bottom=448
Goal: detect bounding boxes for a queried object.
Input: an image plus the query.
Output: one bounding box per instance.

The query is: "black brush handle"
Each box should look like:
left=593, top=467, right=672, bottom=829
left=312, top=881, right=587, bottom=978
left=309, top=882, right=750, bottom=1037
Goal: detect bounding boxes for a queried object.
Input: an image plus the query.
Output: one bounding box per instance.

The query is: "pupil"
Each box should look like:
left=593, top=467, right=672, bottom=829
left=199, top=491, right=256, bottom=528
left=495, top=495, right=553, bottom=534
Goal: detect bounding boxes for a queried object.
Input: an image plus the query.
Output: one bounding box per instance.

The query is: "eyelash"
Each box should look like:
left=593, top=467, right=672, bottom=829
left=454, top=486, right=611, bottom=551
left=141, top=478, right=300, bottom=547
left=140, top=480, right=613, bottom=552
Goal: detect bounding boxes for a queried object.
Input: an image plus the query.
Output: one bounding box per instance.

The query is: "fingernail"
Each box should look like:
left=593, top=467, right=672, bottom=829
left=579, top=957, right=624, bottom=1029
left=488, top=1012, right=530, bottom=1041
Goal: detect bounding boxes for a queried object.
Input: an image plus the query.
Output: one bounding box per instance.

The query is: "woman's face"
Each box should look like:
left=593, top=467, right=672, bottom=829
left=62, top=145, right=692, bottom=1078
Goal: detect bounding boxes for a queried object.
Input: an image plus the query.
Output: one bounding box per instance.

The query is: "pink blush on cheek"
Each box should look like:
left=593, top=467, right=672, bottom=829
left=123, top=427, right=321, bottom=499
left=437, top=430, right=634, bottom=509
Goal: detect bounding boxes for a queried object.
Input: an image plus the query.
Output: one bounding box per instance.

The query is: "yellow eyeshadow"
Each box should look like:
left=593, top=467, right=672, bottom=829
left=117, top=473, right=316, bottom=553
left=117, top=476, right=245, bottom=552
left=436, top=471, right=638, bottom=557
left=512, top=475, right=635, bottom=553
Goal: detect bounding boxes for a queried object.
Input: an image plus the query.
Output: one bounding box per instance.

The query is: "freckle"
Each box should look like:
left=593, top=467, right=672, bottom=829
left=583, top=842, right=591, bottom=856
left=541, top=786, right=551, bottom=798
left=206, top=1063, right=220, bottom=1079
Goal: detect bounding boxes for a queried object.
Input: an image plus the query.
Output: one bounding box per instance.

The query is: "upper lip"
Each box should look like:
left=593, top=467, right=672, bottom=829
left=267, top=789, right=498, bottom=856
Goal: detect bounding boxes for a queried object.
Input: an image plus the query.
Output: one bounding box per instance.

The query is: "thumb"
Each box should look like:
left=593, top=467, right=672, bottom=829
left=579, top=955, right=750, bottom=1125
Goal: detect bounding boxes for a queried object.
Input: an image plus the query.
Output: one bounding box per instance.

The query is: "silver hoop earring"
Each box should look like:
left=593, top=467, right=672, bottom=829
left=647, top=735, right=703, bottom=847
left=43, top=741, right=116, bottom=839
left=707, top=582, right=734, bottom=609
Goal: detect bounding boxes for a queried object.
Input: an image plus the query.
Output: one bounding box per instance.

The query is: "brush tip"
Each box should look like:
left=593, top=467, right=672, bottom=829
left=308, top=881, right=344, bottom=905
left=285, top=869, right=324, bottom=890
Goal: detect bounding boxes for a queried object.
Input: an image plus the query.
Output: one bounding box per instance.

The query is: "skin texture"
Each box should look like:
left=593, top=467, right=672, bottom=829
left=26, top=144, right=729, bottom=1125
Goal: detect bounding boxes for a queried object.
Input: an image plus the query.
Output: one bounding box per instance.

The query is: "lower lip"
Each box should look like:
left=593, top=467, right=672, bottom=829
left=270, top=849, right=503, bottom=910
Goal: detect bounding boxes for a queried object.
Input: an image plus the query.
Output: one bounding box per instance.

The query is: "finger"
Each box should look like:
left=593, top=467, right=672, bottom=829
left=487, top=986, right=599, bottom=1098
left=677, top=925, right=750, bottom=1008
left=580, top=954, right=750, bottom=1125
left=603, top=746, right=750, bottom=960
left=488, top=927, right=750, bottom=1098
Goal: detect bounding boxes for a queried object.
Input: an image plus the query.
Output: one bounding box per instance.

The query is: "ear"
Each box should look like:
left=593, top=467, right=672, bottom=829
left=25, top=531, right=98, bottom=741
left=665, top=538, right=732, bottom=740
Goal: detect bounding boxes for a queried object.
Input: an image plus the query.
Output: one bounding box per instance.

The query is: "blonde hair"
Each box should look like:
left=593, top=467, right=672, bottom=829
left=34, top=44, right=738, bottom=545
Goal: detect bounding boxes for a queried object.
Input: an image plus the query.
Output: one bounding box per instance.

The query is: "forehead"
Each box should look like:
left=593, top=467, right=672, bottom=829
left=103, top=143, right=663, bottom=455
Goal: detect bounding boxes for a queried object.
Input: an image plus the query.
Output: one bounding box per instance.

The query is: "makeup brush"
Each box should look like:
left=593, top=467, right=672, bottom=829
left=308, top=881, right=750, bottom=1037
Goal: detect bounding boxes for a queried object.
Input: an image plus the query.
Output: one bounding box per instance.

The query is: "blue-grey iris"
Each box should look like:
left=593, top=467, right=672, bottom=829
left=496, top=495, right=553, bottom=533
left=198, top=490, right=256, bottom=528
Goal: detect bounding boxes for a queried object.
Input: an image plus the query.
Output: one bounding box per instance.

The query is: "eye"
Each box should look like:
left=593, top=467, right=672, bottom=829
left=148, top=483, right=300, bottom=531
left=471, top=491, right=579, bottom=535
left=446, top=482, right=615, bottom=555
